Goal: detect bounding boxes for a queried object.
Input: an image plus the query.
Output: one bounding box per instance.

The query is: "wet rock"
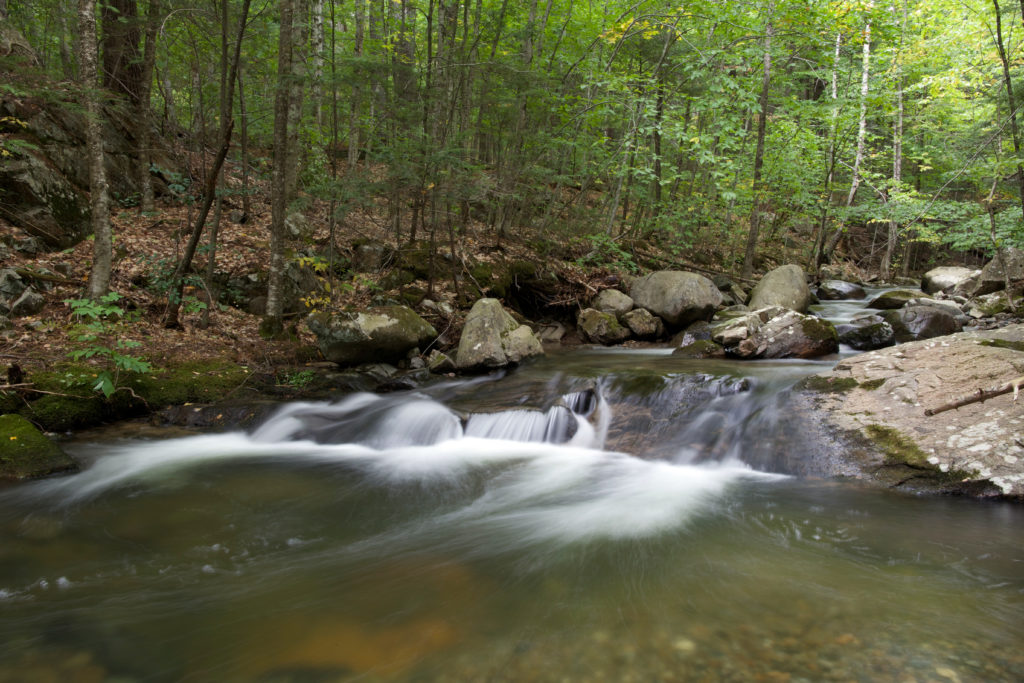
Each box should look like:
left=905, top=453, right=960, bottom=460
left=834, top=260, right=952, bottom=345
left=879, top=305, right=961, bottom=343
left=672, top=320, right=712, bottom=347
left=966, top=292, right=1016, bottom=319
left=307, top=305, right=438, bottom=366
left=731, top=309, right=839, bottom=359
left=574, top=305, right=623, bottom=343
left=836, top=315, right=895, bottom=350
left=0, top=414, right=79, bottom=481
left=629, top=270, right=722, bottom=328
left=817, top=280, right=866, bottom=300
left=749, top=264, right=813, bottom=313
left=867, top=289, right=928, bottom=310
left=592, top=288, right=634, bottom=320
left=536, top=321, right=566, bottom=343
left=922, top=266, right=978, bottom=295
left=623, top=307, right=664, bottom=339
left=801, top=324, right=1024, bottom=497
left=456, top=298, right=543, bottom=371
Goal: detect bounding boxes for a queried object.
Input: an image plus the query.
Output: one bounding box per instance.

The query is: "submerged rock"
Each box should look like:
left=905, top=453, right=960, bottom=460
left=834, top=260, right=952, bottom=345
left=800, top=324, right=1024, bottom=497
left=0, top=414, right=78, bottom=481
left=629, top=270, right=722, bottom=328
left=748, top=264, right=813, bottom=312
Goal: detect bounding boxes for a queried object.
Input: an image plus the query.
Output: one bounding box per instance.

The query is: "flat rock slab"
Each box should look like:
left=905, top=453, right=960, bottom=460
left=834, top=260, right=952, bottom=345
left=802, top=324, right=1024, bottom=497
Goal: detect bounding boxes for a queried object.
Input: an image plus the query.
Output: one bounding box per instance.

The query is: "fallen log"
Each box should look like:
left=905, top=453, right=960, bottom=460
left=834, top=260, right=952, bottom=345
left=924, top=376, right=1024, bottom=416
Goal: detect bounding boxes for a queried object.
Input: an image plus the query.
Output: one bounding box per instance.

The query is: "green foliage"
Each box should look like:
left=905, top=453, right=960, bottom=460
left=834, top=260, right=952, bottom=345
left=65, top=293, right=153, bottom=398
left=137, top=255, right=208, bottom=312
left=574, top=233, right=639, bottom=273
left=281, top=369, right=316, bottom=388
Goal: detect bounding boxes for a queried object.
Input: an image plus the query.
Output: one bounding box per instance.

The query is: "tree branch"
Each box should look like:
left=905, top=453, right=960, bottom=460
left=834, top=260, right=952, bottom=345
left=924, top=376, right=1024, bottom=416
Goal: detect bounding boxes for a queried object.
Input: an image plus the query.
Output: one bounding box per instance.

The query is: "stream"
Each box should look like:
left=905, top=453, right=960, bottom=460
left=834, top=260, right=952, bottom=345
left=1, top=293, right=1022, bottom=681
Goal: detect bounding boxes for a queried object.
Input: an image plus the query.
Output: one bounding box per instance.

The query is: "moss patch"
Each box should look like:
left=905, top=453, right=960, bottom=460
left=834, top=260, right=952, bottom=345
left=859, top=378, right=886, bottom=391
left=0, top=413, right=78, bottom=480
left=798, top=375, right=859, bottom=393
left=979, top=338, right=1024, bottom=353
left=865, top=424, right=931, bottom=467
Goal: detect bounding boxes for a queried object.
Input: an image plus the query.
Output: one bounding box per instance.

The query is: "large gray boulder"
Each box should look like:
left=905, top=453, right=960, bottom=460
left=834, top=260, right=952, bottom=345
left=629, top=271, right=722, bottom=328
left=880, top=305, right=961, bottom=343
left=592, top=289, right=634, bottom=320
left=307, top=305, right=437, bottom=366
left=748, top=264, right=813, bottom=312
left=456, top=298, right=543, bottom=371
left=921, top=266, right=978, bottom=295
left=577, top=308, right=631, bottom=345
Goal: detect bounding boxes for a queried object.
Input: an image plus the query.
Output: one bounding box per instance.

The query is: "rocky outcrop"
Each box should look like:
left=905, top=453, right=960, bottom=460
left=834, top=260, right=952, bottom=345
left=800, top=325, right=1024, bottom=497
left=748, top=264, right=813, bottom=312
left=817, top=280, right=866, bottom=300
left=307, top=306, right=437, bottom=366
left=629, top=271, right=722, bottom=328
left=922, top=266, right=978, bottom=295
left=456, top=298, right=543, bottom=371
left=0, top=414, right=78, bottom=481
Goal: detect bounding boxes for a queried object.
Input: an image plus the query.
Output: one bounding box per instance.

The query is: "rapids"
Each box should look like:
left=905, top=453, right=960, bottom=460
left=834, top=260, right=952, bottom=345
left=1, top=291, right=1022, bottom=681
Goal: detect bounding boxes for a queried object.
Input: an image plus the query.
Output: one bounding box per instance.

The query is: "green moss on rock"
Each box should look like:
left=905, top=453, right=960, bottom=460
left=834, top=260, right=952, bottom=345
left=798, top=375, right=859, bottom=393
left=0, top=413, right=78, bottom=480
left=859, top=378, right=886, bottom=391
left=978, top=338, right=1024, bottom=352
left=865, top=424, right=930, bottom=467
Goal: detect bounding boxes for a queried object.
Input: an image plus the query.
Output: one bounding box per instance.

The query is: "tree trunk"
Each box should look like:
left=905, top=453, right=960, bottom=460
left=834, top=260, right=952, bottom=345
left=284, top=0, right=308, bottom=204
left=101, top=0, right=143, bottom=103
left=881, top=1, right=906, bottom=281
left=821, top=6, right=872, bottom=267
left=741, top=2, right=773, bottom=279
left=136, top=0, right=160, bottom=213
left=264, top=0, right=297, bottom=337
left=993, top=0, right=1024, bottom=221
left=79, top=0, right=113, bottom=300
left=312, top=0, right=324, bottom=132
left=348, top=0, right=365, bottom=168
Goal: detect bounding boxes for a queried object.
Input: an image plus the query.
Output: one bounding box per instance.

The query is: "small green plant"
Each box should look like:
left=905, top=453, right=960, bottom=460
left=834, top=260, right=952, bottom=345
left=282, top=369, right=316, bottom=388
left=65, top=293, right=152, bottom=397
left=573, top=233, right=639, bottom=273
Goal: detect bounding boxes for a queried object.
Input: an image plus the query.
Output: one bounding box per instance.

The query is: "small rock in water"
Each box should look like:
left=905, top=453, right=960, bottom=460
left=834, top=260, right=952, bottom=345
left=672, top=637, right=697, bottom=655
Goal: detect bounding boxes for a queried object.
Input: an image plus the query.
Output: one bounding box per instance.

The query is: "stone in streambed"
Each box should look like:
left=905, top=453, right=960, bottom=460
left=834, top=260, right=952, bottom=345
left=817, top=279, right=866, bottom=300
left=748, top=264, right=813, bottom=312
left=456, top=298, right=543, bottom=371
left=629, top=271, right=722, bottom=328
left=307, top=305, right=437, bottom=366
left=577, top=308, right=631, bottom=345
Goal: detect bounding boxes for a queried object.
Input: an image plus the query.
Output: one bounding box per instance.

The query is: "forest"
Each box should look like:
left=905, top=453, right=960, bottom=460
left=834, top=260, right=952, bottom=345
left=1, top=0, right=1024, bottom=359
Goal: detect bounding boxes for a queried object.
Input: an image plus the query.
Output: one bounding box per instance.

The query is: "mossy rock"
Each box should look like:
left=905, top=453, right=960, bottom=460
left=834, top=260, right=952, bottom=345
left=379, top=269, right=416, bottom=290
left=22, top=393, right=106, bottom=432
left=130, top=360, right=251, bottom=407
left=865, top=424, right=930, bottom=467
left=0, top=413, right=78, bottom=480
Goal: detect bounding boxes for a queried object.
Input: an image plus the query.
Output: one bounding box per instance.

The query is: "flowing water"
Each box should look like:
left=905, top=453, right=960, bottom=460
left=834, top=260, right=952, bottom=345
left=1, top=294, right=1023, bottom=682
